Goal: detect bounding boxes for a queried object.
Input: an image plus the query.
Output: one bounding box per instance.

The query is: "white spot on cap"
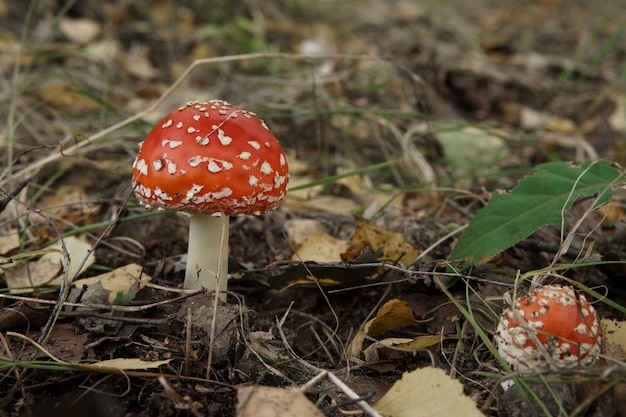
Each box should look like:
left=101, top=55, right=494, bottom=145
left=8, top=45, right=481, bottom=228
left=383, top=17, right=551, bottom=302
left=167, top=161, right=177, bottom=175
left=261, top=120, right=269, bottom=130
left=183, top=184, right=204, bottom=203
left=575, top=323, right=589, bottom=335
left=248, top=141, right=260, bottom=150
left=238, top=151, right=251, bottom=160
left=154, top=187, right=173, bottom=201
left=207, top=160, right=220, bottom=173
left=249, top=175, right=259, bottom=186
left=188, top=156, right=203, bottom=167
left=176, top=121, right=183, bottom=129
left=192, top=187, right=233, bottom=204
left=153, top=159, right=164, bottom=171
left=217, top=128, right=232, bottom=145
left=274, top=173, right=287, bottom=188
left=279, top=153, right=286, bottom=166
left=193, top=114, right=201, bottom=121
left=260, top=161, right=273, bottom=175
left=135, top=159, right=148, bottom=176
left=196, top=136, right=209, bottom=146
left=187, top=126, right=197, bottom=134
left=207, top=158, right=234, bottom=173
left=162, top=119, right=173, bottom=128
left=162, top=139, right=183, bottom=149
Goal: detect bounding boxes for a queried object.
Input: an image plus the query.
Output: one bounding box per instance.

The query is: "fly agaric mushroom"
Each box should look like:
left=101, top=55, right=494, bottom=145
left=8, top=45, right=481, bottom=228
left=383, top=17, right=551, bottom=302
left=495, top=284, right=602, bottom=372
left=132, top=100, right=289, bottom=300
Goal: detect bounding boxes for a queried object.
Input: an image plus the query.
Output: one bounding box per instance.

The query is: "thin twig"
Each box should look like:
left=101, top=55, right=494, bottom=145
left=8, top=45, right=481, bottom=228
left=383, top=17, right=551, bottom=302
left=301, top=371, right=383, bottom=417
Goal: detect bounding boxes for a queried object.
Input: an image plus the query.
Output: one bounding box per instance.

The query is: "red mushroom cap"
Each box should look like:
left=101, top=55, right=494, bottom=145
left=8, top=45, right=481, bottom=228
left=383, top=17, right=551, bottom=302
left=132, top=100, right=289, bottom=215
left=495, top=284, right=602, bottom=372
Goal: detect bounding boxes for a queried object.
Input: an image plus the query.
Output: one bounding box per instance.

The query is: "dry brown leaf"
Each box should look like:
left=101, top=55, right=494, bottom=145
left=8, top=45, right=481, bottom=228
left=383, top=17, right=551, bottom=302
left=348, top=299, right=419, bottom=360
left=38, top=80, right=101, bottom=113
left=0, top=230, right=20, bottom=255
left=367, top=299, right=417, bottom=335
left=237, top=386, right=325, bottom=417
left=42, top=236, right=95, bottom=285
left=72, top=263, right=151, bottom=304
left=284, top=219, right=329, bottom=246
left=4, top=236, right=95, bottom=292
left=341, top=216, right=419, bottom=265
left=375, top=335, right=442, bottom=351
left=363, top=336, right=442, bottom=364
left=288, top=194, right=361, bottom=216
left=292, top=233, right=350, bottom=263
left=602, top=318, right=626, bottom=357
left=4, top=256, right=62, bottom=292
left=374, top=367, right=484, bottom=417
left=59, top=17, right=102, bottom=44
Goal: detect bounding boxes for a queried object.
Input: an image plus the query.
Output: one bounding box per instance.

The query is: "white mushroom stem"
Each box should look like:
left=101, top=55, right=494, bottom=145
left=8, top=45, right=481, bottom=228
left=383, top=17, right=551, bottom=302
left=184, top=213, right=229, bottom=301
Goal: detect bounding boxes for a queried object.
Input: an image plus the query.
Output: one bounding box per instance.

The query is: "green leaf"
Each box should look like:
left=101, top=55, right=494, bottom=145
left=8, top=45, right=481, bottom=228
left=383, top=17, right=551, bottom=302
left=449, top=160, right=623, bottom=262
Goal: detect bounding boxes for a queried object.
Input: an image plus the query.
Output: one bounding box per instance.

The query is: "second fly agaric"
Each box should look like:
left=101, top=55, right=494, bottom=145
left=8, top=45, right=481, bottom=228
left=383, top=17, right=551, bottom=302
left=132, top=100, right=289, bottom=300
left=495, top=284, right=603, bottom=373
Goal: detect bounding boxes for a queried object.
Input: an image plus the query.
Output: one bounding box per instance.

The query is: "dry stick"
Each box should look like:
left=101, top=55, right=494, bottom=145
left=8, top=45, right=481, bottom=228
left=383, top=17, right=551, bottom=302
left=184, top=307, right=193, bottom=376
left=0, top=287, right=204, bottom=313
left=301, top=371, right=383, bottom=417
left=4, top=51, right=384, bottom=187
left=232, top=293, right=296, bottom=384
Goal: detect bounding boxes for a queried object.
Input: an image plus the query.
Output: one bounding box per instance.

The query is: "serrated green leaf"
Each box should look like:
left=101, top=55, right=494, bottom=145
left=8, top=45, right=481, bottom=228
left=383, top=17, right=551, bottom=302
left=449, top=160, right=623, bottom=262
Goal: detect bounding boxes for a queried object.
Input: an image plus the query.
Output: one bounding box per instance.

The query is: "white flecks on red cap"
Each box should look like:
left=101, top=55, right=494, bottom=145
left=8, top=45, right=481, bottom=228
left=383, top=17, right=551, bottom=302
left=132, top=99, right=289, bottom=216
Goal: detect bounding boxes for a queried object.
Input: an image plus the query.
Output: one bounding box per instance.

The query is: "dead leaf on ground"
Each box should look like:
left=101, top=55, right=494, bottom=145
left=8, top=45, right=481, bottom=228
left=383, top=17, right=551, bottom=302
left=363, top=335, right=443, bottom=364
left=0, top=229, right=20, bottom=255
left=288, top=194, right=361, bottom=216
left=237, top=386, right=325, bottom=417
left=59, top=17, right=102, bottom=44
left=38, top=80, right=102, bottom=113
left=4, top=236, right=95, bottom=292
left=284, top=218, right=329, bottom=246
left=601, top=318, right=626, bottom=360
left=341, top=216, right=419, bottom=266
left=72, top=263, right=151, bottom=304
left=347, top=298, right=420, bottom=360
left=292, top=233, right=350, bottom=263
left=374, top=367, right=484, bottom=417
left=366, top=299, right=417, bottom=335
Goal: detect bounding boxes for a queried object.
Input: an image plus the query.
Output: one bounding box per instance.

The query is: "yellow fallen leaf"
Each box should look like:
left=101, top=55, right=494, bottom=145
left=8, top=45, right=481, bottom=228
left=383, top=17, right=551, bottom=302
left=73, top=263, right=151, bottom=303
left=602, top=318, right=626, bottom=350
left=367, top=299, right=417, bottom=335
left=42, top=236, right=95, bottom=285
left=59, top=17, right=102, bottom=44
left=237, top=386, right=325, bottom=417
left=0, top=230, right=20, bottom=255
left=375, top=367, right=484, bottom=417
left=363, top=336, right=443, bottom=364
left=292, top=233, right=350, bottom=263
left=376, top=335, right=443, bottom=351
left=4, top=236, right=95, bottom=292
left=341, top=216, right=419, bottom=266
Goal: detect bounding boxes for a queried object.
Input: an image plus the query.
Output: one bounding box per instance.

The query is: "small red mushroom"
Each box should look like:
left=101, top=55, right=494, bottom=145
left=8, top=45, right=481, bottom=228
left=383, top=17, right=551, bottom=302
left=132, top=100, right=289, bottom=300
left=495, top=284, right=602, bottom=372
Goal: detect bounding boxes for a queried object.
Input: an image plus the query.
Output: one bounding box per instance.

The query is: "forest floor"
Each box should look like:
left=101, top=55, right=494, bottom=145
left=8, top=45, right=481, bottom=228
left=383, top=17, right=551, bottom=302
left=1, top=1, right=626, bottom=416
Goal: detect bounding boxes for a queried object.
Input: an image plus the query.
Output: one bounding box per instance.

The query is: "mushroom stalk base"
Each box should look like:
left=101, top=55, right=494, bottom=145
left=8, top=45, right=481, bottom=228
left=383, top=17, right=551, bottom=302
left=184, top=214, right=229, bottom=301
